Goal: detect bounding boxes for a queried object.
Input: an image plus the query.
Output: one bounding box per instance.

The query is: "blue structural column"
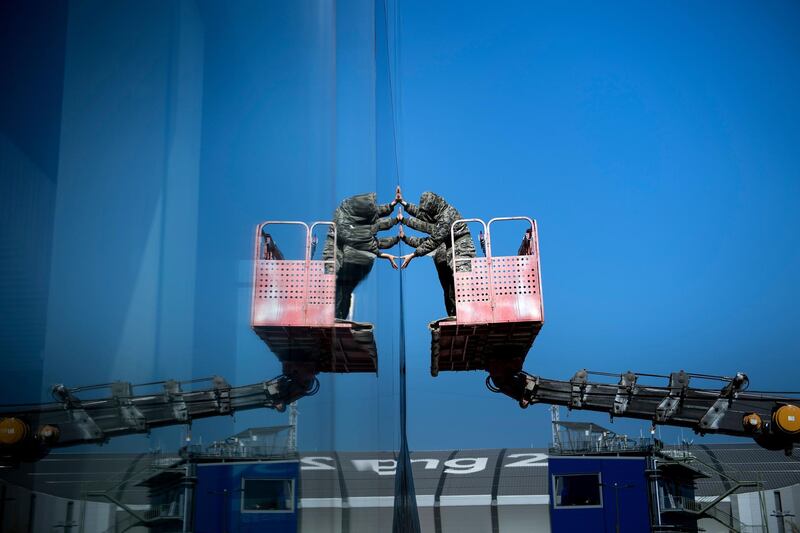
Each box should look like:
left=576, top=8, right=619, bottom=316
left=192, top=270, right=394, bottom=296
left=392, top=265, right=421, bottom=533
left=374, top=0, right=421, bottom=525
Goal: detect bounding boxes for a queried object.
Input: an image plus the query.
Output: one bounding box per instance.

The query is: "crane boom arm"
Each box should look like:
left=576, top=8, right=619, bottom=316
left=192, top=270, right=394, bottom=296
left=0, top=374, right=316, bottom=464
left=488, top=368, right=799, bottom=453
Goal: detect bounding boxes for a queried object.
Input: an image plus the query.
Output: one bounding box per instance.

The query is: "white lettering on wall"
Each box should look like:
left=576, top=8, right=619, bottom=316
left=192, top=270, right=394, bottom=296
left=352, top=459, right=397, bottom=476
left=299, top=453, right=550, bottom=475
left=504, top=453, right=548, bottom=467
left=411, top=459, right=440, bottom=470
left=443, top=457, right=488, bottom=474
left=301, top=456, right=336, bottom=471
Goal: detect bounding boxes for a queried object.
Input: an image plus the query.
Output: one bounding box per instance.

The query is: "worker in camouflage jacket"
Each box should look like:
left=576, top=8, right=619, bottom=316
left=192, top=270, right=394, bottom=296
left=396, top=215, right=452, bottom=315
left=323, top=192, right=399, bottom=319
left=397, top=190, right=476, bottom=316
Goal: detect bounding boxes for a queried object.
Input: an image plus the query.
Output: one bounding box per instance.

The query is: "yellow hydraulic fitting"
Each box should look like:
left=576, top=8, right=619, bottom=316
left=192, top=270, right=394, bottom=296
left=742, top=412, right=763, bottom=432
left=37, top=425, right=60, bottom=445
left=774, top=404, right=800, bottom=435
left=0, top=417, right=30, bottom=445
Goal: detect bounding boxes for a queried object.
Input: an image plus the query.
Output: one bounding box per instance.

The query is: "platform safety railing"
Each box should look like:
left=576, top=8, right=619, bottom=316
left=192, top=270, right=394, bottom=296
left=251, top=220, right=337, bottom=327
left=450, top=216, right=543, bottom=324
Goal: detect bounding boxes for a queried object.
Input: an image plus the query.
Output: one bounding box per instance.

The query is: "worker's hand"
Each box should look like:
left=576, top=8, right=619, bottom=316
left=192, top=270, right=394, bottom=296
left=398, top=226, right=405, bottom=239
left=400, top=253, right=415, bottom=269
left=396, top=212, right=404, bottom=224
left=395, top=185, right=408, bottom=207
left=380, top=253, right=398, bottom=270
left=390, top=186, right=402, bottom=207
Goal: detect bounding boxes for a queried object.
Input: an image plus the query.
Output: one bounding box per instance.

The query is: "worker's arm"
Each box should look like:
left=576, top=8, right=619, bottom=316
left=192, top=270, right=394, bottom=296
left=377, top=202, right=396, bottom=217
left=401, top=201, right=421, bottom=217
left=397, top=225, right=424, bottom=248
left=402, top=235, right=425, bottom=248
left=403, top=214, right=434, bottom=235
left=365, top=236, right=398, bottom=268
left=412, top=220, right=449, bottom=257
left=378, top=186, right=404, bottom=216
left=373, top=215, right=399, bottom=233
left=401, top=221, right=447, bottom=268
left=377, top=236, right=399, bottom=249
left=377, top=252, right=398, bottom=269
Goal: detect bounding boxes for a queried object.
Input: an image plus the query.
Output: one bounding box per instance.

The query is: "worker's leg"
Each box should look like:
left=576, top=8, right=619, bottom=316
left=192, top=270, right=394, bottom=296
left=440, top=236, right=476, bottom=316
left=444, top=274, right=456, bottom=317
left=435, top=260, right=457, bottom=317
left=335, top=263, right=357, bottom=319
left=335, top=262, right=373, bottom=319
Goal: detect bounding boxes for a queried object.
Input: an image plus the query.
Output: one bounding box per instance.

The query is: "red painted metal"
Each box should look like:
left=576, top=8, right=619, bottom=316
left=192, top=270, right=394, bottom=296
left=251, top=221, right=377, bottom=374
left=452, top=217, right=543, bottom=325
left=431, top=216, right=544, bottom=375
left=251, top=221, right=335, bottom=327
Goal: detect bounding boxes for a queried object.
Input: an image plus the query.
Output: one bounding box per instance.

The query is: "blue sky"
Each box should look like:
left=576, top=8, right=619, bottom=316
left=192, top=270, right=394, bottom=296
left=384, top=0, right=800, bottom=449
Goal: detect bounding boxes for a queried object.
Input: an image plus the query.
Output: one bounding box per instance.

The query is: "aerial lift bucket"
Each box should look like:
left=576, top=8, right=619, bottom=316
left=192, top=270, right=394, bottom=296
left=430, top=217, right=544, bottom=376
left=251, top=221, right=378, bottom=377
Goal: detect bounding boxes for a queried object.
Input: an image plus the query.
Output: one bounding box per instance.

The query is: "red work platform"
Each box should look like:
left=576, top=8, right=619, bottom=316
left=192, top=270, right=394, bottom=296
left=430, top=217, right=544, bottom=376
left=251, top=221, right=378, bottom=375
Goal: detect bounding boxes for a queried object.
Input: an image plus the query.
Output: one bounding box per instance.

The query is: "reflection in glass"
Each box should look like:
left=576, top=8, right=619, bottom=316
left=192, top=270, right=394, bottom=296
left=242, top=479, right=294, bottom=513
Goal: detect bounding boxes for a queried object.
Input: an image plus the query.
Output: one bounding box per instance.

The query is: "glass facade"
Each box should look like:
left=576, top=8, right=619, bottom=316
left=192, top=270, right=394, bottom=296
left=3, top=1, right=799, bottom=531
left=0, top=1, right=404, bottom=530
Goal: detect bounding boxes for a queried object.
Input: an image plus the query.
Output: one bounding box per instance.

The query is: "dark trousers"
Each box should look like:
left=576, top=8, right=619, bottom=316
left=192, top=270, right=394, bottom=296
left=335, top=261, right=374, bottom=319
left=434, top=260, right=457, bottom=317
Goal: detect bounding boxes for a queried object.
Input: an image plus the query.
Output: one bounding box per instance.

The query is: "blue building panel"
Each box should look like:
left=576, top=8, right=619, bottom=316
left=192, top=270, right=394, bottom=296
left=195, top=460, right=299, bottom=533
left=549, top=456, right=651, bottom=533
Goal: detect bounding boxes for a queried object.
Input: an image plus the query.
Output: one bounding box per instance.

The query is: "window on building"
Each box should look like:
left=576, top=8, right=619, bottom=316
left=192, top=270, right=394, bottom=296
left=774, top=491, right=786, bottom=533
left=241, top=479, right=294, bottom=513
left=553, top=473, right=603, bottom=508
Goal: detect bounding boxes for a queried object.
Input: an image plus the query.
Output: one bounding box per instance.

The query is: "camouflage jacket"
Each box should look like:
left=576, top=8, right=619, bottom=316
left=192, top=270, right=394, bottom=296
left=403, top=192, right=475, bottom=270
left=322, top=193, right=398, bottom=269
left=399, top=208, right=448, bottom=265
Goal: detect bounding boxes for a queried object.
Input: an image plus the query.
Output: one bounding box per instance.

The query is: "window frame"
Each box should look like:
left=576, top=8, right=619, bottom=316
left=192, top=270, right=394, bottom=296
left=240, top=477, right=296, bottom=514
left=551, top=472, right=604, bottom=509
